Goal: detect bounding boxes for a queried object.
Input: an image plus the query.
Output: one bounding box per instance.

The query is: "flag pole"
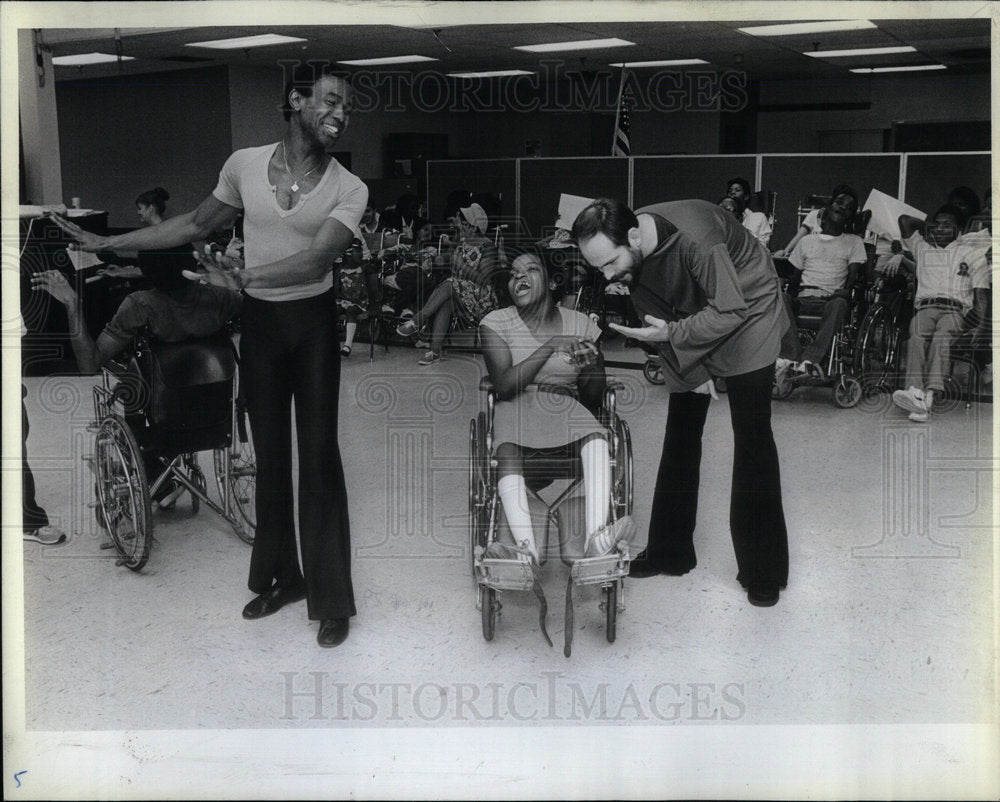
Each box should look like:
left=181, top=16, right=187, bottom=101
left=611, top=66, right=626, bottom=156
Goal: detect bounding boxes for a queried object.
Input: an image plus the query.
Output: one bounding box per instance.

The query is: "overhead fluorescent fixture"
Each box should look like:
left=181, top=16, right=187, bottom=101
left=185, top=33, right=307, bottom=50
left=448, top=70, right=535, bottom=78
left=53, top=52, right=136, bottom=66
left=804, top=46, right=916, bottom=58
left=851, top=64, right=947, bottom=73
left=337, top=55, right=438, bottom=66
left=738, top=20, right=877, bottom=36
left=514, top=38, right=635, bottom=53
left=610, top=58, right=709, bottom=67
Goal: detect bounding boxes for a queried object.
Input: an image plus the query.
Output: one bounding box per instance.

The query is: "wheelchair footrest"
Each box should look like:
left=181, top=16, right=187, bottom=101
left=569, top=549, right=630, bottom=586
left=476, top=558, right=536, bottom=592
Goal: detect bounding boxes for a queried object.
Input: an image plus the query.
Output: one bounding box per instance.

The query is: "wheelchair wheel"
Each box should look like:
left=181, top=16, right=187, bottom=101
left=94, top=415, right=152, bottom=571
left=643, top=359, right=665, bottom=385
left=855, top=304, right=897, bottom=393
left=833, top=376, right=863, bottom=408
left=603, top=581, right=618, bottom=643
left=189, top=457, right=206, bottom=515
left=611, top=418, right=633, bottom=520
left=214, top=411, right=256, bottom=544
left=468, top=413, right=489, bottom=581
left=481, top=587, right=498, bottom=641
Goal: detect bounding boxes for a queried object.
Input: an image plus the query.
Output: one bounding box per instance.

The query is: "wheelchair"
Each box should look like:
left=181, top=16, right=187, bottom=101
left=469, top=377, right=634, bottom=650
left=772, top=265, right=867, bottom=408
left=85, top=328, right=256, bottom=571
left=853, top=271, right=913, bottom=396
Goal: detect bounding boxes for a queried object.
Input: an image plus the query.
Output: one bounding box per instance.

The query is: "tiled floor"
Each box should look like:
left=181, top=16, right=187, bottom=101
left=12, top=338, right=996, bottom=791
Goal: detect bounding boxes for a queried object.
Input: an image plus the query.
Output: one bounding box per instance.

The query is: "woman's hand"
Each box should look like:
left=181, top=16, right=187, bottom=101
left=182, top=246, right=245, bottom=292
left=45, top=213, right=109, bottom=252
left=692, top=378, right=719, bottom=400
left=608, top=315, right=670, bottom=342
left=772, top=248, right=787, bottom=258
left=30, top=270, right=79, bottom=307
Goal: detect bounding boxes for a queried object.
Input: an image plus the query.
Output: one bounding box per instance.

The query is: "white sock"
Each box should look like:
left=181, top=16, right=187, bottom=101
left=581, top=437, right=611, bottom=537
left=497, top=474, right=536, bottom=556
left=344, top=321, right=356, bottom=347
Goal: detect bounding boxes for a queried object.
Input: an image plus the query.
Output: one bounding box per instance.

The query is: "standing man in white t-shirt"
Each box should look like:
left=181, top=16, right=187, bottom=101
left=51, top=64, right=368, bottom=648
left=778, top=187, right=867, bottom=379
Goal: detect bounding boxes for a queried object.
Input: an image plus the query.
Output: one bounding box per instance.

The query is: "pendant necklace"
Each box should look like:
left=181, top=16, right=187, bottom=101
left=282, top=142, right=320, bottom=192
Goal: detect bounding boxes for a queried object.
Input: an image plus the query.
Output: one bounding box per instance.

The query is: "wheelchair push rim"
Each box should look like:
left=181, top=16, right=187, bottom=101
left=94, top=416, right=152, bottom=571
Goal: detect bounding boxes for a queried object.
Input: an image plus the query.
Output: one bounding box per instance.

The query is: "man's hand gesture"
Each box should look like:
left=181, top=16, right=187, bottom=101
left=45, top=213, right=108, bottom=252
left=183, top=245, right=245, bottom=292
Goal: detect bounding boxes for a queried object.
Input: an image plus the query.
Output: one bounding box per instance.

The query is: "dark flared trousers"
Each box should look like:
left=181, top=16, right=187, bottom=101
left=240, top=290, right=356, bottom=620
left=646, top=362, right=789, bottom=587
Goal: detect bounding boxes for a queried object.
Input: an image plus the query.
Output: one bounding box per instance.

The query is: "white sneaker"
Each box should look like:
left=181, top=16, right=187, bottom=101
left=585, top=516, right=638, bottom=557
left=775, top=358, right=794, bottom=380
left=381, top=303, right=395, bottom=314
left=892, top=386, right=928, bottom=416
left=23, top=525, right=67, bottom=545
left=396, top=320, right=419, bottom=337
left=908, top=411, right=930, bottom=423
left=418, top=351, right=440, bottom=366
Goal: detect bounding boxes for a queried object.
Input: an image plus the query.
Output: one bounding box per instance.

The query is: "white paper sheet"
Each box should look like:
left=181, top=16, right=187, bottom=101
left=66, top=247, right=104, bottom=271
left=862, top=189, right=926, bottom=240
left=555, top=193, right=594, bottom=231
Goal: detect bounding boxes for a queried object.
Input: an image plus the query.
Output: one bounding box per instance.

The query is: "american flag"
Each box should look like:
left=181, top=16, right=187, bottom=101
left=612, top=70, right=631, bottom=157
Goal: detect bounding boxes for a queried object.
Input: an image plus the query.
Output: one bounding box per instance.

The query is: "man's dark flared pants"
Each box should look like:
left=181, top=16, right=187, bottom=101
left=240, top=290, right=356, bottom=620
left=646, top=363, right=789, bottom=587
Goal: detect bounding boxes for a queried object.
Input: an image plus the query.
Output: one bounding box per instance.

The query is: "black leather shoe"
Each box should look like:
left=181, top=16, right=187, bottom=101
left=242, top=585, right=307, bottom=620
left=628, top=550, right=662, bottom=578
left=317, top=617, right=350, bottom=647
left=747, top=581, right=780, bottom=607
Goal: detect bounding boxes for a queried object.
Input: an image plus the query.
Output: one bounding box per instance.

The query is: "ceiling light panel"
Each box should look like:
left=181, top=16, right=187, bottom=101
left=185, top=34, right=307, bottom=50
left=514, top=38, right=635, bottom=53
left=337, top=55, right=438, bottom=66
left=737, top=20, right=877, bottom=37
left=804, top=45, right=916, bottom=58
left=53, top=52, right=136, bottom=66
left=850, top=64, right=947, bottom=73
left=610, top=59, right=709, bottom=67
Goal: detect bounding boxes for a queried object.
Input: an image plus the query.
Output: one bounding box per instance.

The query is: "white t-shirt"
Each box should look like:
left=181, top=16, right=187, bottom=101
left=741, top=208, right=772, bottom=247
left=212, top=143, right=368, bottom=302
left=903, top=232, right=990, bottom=312
left=789, top=232, right=867, bottom=296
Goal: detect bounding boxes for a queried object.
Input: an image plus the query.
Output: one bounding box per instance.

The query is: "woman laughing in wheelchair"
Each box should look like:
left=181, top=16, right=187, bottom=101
left=478, top=247, right=636, bottom=565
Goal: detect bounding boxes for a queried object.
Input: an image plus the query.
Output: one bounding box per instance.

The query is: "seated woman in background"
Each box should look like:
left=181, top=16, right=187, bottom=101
left=479, top=247, right=634, bottom=564
left=334, top=235, right=380, bottom=357
left=395, top=202, right=503, bottom=365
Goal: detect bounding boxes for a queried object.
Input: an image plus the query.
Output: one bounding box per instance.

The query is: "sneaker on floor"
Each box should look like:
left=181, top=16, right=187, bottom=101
left=396, top=320, right=419, bottom=337
left=418, top=351, right=441, bottom=366
left=892, top=386, right=927, bottom=416
left=24, top=525, right=67, bottom=545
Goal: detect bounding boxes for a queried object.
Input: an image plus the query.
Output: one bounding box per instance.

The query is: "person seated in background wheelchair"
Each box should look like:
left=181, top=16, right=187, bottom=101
left=890, top=207, right=991, bottom=422
left=478, top=247, right=635, bottom=564
left=396, top=202, right=502, bottom=365
left=31, top=248, right=242, bottom=503
left=776, top=186, right=867, bottom=381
